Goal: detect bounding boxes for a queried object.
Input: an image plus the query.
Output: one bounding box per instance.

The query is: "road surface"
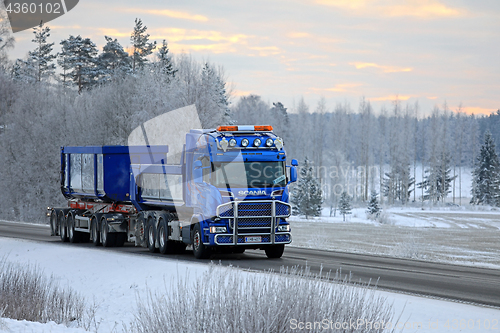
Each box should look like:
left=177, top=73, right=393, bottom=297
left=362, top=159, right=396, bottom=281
left=1, top=220, right=499, bottom=308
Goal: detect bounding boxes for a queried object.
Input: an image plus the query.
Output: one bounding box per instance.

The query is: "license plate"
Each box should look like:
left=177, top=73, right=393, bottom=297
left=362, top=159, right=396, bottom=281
left=245, top=236, right=261, bottom=243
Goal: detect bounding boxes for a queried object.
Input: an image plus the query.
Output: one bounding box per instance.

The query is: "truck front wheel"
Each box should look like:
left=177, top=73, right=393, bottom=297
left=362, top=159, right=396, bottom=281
left=192, top=224, right=211, bottom=259
left=265, top=245, right=285, bottom=259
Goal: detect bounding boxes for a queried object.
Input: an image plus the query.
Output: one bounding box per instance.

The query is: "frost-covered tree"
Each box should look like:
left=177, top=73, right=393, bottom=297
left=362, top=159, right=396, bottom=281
left=471, top=131, right=500, bottom=206
left=0, top=8, right=15, bottom=67
left=27, top=22, right=56, bottom=82
left=130, top=18, right=156, bottom=72
left=97, top=36, right=131, bottom=82
left=418, top=152, right=456, bottom=203
left=156, top=39, right=176, bottom=80
left=338, top=191, right=352, bottom=222
left=382, top=162, right=414, bottom=204
left=366, top=190, right=381, bottom=219
left=59, top=35, right=99, bottom=92
left=11, top=58, right=35, bottom=82
left=291, top=157, right=323, bottom=219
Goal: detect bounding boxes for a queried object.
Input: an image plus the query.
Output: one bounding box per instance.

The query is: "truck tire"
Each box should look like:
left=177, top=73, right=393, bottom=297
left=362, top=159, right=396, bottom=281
left=67, top=213, right=79, bottom=243
left=135, top=214, right=147, bottom=247
left=146, top=217, right=157, bottom=253
left=100, top=217, right=116, bottom=247
left=58, top=211, right=68, bottom=242
left=158, top=217, right=170, bottom=254
left=192, top=224, right=211, bottom=259
left=265, top=244, right=285, bottom=259
left=91, top=217, right=100, bottom=246
left=50, top=210, right=58, bottom=236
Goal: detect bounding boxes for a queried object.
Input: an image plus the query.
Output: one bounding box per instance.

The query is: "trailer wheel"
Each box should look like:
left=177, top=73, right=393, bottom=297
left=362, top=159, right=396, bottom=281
left=100, top=217, right=116, bottom=247
left=68, top=214, right=79, bottom=243
left=146, top=217, right=157, bottom=253
left=135, top=214, right=147, bottom=247
left=91, top=217, right=100, bottom=246
left=192, top=224, right=211, bottom=259
left=50, top=210, right=58, bottom=236
left=265, top=244, right=285, bottom=259
left=58, top=211, right=68, bottom=242
left=158, top=218, right=169, bottom=254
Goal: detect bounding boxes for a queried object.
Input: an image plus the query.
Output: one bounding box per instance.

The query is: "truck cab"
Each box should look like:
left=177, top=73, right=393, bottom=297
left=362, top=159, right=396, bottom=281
left=184, top=125, right=298, bottom=258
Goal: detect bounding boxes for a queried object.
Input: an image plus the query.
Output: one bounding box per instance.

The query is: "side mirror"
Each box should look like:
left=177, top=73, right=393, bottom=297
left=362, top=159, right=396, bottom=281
left=290, top=166, right=297, bottom=183
left=291, top=159, right=298, bottom=166
left=193, top=160, right=203, bottom=183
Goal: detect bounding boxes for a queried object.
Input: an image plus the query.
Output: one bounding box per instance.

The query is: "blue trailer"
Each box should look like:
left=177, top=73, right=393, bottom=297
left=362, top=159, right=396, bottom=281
left=49, top=125, right=298, bottom=259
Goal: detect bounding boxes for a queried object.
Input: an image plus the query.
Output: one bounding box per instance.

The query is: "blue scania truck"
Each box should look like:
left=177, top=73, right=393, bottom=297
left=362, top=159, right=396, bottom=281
left=49, top=125, right=298, bottom=259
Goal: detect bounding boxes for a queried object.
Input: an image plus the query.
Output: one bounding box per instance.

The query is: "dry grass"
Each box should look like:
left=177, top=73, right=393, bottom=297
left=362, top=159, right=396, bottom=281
left=0, top=259, right=88, bottom=327
left=131, top=265, right=396, bottom=333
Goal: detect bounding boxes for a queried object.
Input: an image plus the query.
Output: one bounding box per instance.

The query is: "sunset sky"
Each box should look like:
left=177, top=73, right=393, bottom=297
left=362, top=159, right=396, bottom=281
left=4, top=0, right=500, bottom=115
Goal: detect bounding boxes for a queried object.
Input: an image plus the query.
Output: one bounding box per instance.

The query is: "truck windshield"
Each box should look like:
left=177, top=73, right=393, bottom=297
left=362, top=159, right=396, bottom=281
left=213, top=161, right=286, bottom=189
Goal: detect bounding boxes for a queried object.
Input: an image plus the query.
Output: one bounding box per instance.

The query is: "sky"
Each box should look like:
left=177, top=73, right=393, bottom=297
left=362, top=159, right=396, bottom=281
left=3, top=0, right=500, bottom=115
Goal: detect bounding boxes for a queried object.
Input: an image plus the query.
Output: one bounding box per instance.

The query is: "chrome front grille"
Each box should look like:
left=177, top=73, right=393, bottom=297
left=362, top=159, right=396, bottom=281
left=216, top=200, right=292, bottom=245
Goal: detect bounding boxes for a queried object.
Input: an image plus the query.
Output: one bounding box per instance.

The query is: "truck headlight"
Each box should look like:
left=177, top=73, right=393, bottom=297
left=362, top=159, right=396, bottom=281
left=277, top=225, right=290, bottom=232
left=210, top=226, right=227, bottom=233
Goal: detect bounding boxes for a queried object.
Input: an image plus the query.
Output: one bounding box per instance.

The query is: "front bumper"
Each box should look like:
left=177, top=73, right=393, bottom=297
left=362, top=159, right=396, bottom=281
left=214, top=232, right=291, bottom=245
left=214, top=200, right=292, bottom=246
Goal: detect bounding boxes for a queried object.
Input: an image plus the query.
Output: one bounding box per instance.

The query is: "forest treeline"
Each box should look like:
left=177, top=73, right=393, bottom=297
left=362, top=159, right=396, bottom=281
left=0, top=17, right=499, bottom=221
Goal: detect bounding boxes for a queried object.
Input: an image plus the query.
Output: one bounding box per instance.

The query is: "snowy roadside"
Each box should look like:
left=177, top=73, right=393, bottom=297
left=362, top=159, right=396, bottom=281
left=289, top=207, right=500, bottom=269
left=1, top=237, right=500, bottom=333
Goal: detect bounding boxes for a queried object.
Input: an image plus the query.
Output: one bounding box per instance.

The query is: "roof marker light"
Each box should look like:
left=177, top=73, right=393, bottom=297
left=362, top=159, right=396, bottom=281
left=265, top=138, right=273, bottom=147
left=241, top=138, right=249, bottom=147
left=216, top=125, right=273, bottom=132
left=253, top=138, right=261, bottom=147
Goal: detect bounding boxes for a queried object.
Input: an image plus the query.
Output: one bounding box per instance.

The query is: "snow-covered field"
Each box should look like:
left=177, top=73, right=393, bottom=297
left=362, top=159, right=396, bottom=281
left=1, top=237, right=500, bottom=333
left=290, top=206, right=500, bottom=268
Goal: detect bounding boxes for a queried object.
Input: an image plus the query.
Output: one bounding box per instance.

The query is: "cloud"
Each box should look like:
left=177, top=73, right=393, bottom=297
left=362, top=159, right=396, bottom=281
left=288, top=32, right=311, bottom=38
left=309, top=83, right=363, bottom=93
left=315, top=0, right=464, bottom=18
left=326, top=83, right=363, bottom=92
left=119, top=8, right=208, bottom=21
left=461, top=107, right=498, bottom=115
left=368, top=95, right=413, bottom=101
left=350, top=62, right=413, bottom=73
left=248, top=46, right=281, bottom=57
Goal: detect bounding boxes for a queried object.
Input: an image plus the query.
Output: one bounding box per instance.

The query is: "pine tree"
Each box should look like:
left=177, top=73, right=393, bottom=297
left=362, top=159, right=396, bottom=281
left=58, top=35, right=99, bottom=92
left=57, top=39, right=72, bottom=86
left=11, top=58, right=36, bottom=82
left=97, top=36, right=131, bottom=82
left=130, top=18, right=156, bottom=72
left=291, top=157, right=323, bottom=219
left=382, top=162, right=414, bottom=204
left=418, top=152, right=456, bottom=203
left=471, top=131, right=500, bottom=206
left=339, top=191, right=352, bottom=222
left=156, top=39, right=177, bottom=80
left=366, top=190, right=381, bottom=219
left=27, top=22, right=56, bottom=82
left=200, top=62, right=231, bottom=126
